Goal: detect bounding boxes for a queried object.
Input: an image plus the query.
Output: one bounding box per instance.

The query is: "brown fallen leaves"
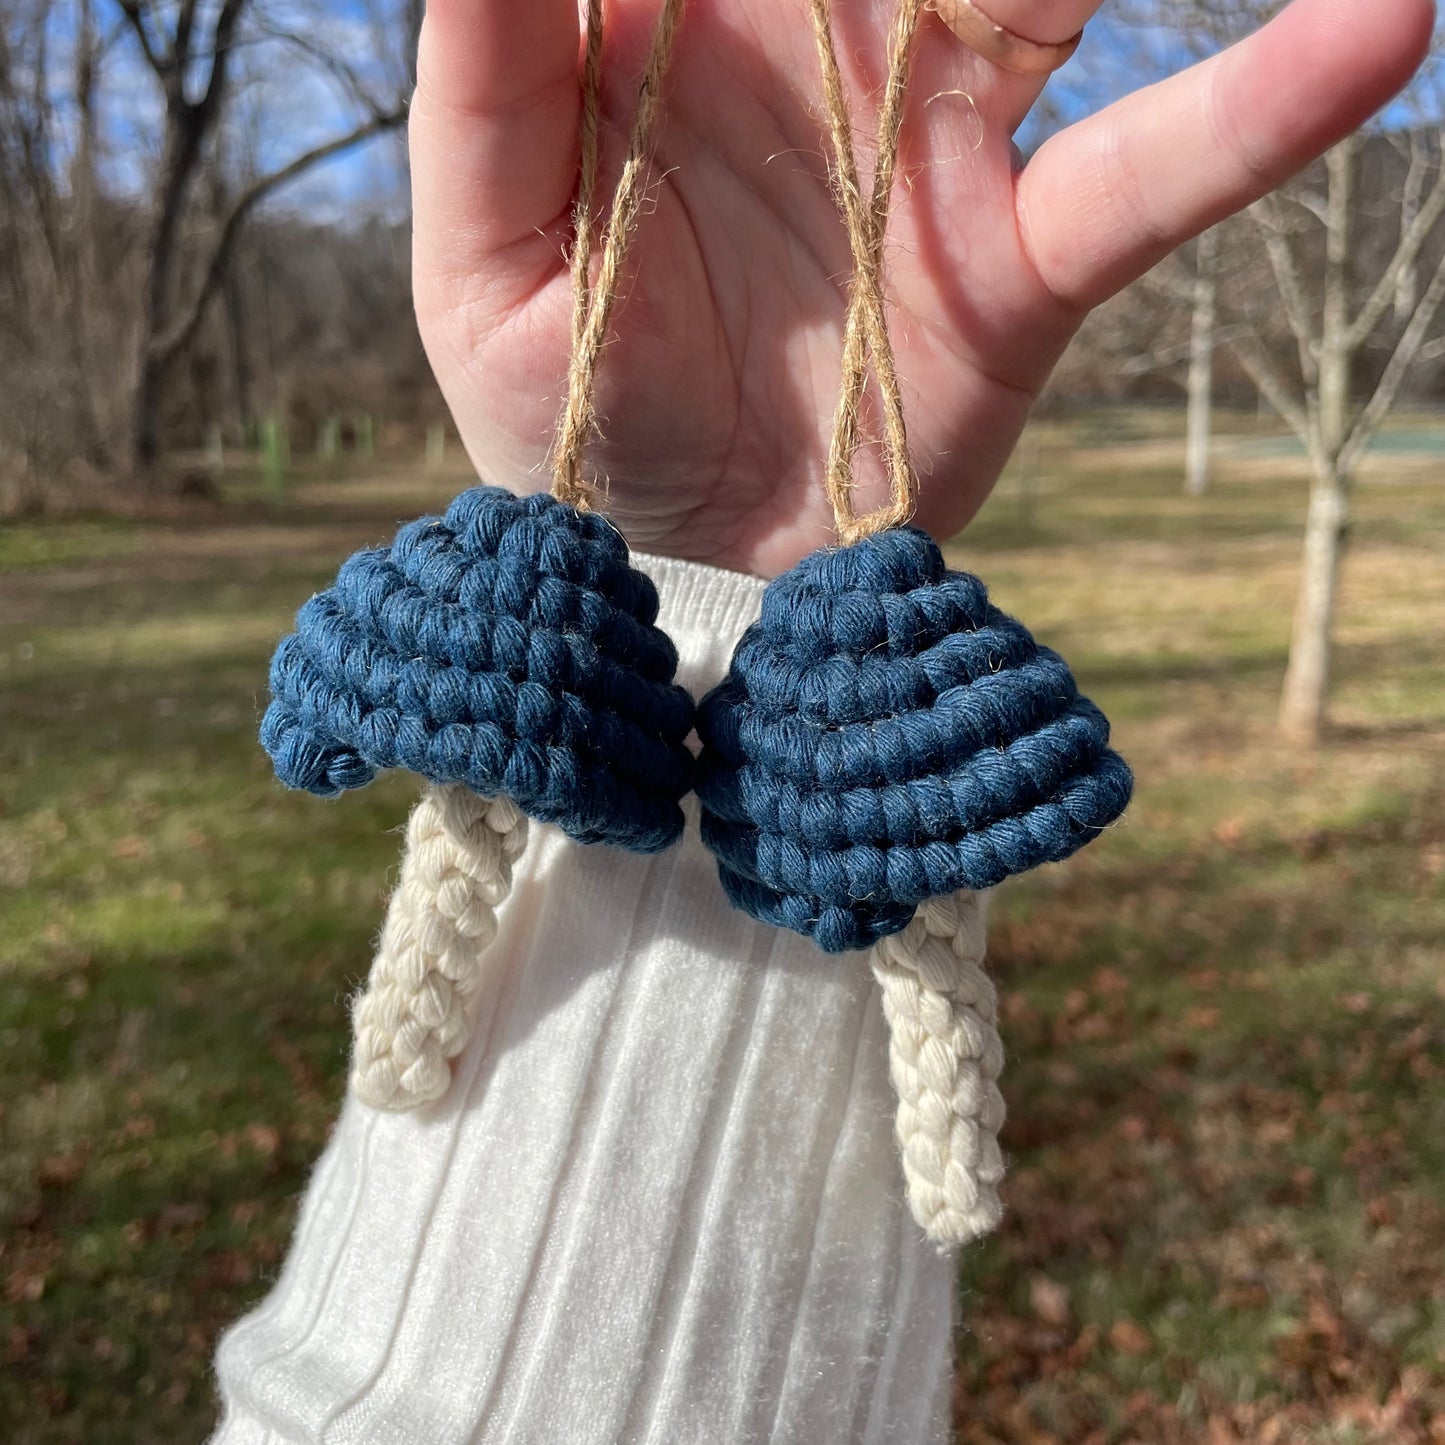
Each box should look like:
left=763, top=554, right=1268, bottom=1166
left=955, top=893, right=1445, bottom=1445
left=1107, top=1319, right=1152, bottom=1357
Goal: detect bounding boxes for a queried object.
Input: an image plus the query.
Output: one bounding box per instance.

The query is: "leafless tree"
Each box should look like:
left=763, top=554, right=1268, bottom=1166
left=114, top=0, right=409, bottom=475
left=0, top=0, right=99, bottom=504
left=1226, top=129, right=1445, bottom=742
left=1184, top=228, right=1219, bottom=497
left=0, top=0, right=423, bottom=504
left=1119, top=0, right=1445, bottom=742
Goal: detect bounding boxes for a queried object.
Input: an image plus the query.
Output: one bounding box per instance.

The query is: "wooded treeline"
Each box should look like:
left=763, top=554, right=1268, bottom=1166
left=1, top=0, right=1442, bottom=739
left=0, top=0, right=426, bottom=507
left=1057, top=132, right=1445, bottom=413
left=3, top=0, right=1442, bottom=495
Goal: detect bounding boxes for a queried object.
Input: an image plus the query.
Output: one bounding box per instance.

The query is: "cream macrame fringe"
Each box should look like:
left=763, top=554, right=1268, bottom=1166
left=350, top=788, right=1006, bottom=1247
left=871, top=891, right=1006, bottom=1248
left=350, top=784, right=529, bottom=1110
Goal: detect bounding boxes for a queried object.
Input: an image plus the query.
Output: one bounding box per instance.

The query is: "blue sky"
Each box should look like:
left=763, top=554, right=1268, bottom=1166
left=27, top=0, right=1445, bottom=225
left=29, top=0, right=411, bottom=220
left=1025, top=1, right=1445, bottom=151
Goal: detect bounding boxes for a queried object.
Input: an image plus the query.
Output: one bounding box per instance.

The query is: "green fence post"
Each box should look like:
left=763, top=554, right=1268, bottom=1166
left=205, top=423, right=225, bottom=480
left=317, top=416, right=339, bottom=465
left=426, top=424, right=447, bottom=470
left=262, top=416, right=290, bottom=498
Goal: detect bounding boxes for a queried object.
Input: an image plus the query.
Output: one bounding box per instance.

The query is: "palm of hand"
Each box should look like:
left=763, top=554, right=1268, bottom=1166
left=411, top=0, right=1431, bottom=577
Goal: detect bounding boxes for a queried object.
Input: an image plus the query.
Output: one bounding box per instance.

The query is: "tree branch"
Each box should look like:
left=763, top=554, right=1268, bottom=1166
left=1414, top=334, right=1445, bottom=363
left=174, top=0, right=202, bottom=72
left=1138, top=256, right=1196, bottom=306
left=1226, top=329, right=1314, bottom=451
left=1346, top=129, right=1445, bottom=351
left=12, top=1, right=63, bottom=277
left=115, top=0, right=165, bottom=78
left=196, top=0, right=250, bottom=126
left=1290, top=189, right=1330, bottom=228
left=148, top=111, right=405, bottom=366
left=1248, top=196, right=1320, bottom=386
left=1340, top=245, right=1445, bottom=474
left=251, top=24, right=381, bottom=116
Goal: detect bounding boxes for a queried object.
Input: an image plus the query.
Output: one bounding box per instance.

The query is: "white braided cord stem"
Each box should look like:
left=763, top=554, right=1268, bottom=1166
left=871, top=891, right=1006, bottom=1248
left=350, top=783, right=529, bottom=1111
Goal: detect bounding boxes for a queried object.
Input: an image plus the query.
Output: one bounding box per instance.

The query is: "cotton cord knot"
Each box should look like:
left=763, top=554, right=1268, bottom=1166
left=262, top=486, right=695, bottom=852
left=351, top=786, right=529, bottom=1110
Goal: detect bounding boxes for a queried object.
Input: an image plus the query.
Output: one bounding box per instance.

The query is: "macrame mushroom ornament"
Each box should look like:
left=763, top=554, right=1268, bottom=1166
left=695, top=0, right=1134, bottom=1245
left=260, top=0, right=690, bottom=1111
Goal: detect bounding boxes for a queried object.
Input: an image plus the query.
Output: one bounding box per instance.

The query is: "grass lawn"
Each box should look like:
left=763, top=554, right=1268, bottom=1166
left=2, top=422, right=1442, bottom=1443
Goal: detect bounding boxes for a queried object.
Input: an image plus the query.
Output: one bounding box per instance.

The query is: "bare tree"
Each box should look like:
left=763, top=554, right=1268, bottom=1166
left=113, top=0, right=408, bottom=475
left=1223, top=127, right=1445, bottom=743
left=1185, top=229, right=1218, bottom=498
left=1117, top=0, right=1445, bottom=743
left=0, top=0, right=101, bottom=502
left=0, top=0, right=429, bottom=509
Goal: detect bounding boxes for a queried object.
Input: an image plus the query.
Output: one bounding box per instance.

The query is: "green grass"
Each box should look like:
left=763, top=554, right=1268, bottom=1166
left=2, top=430, right=1443, bottom=1443
left=951, top=432, right=1445, bottom=1444
left=0, top=518, right=139, bottom=571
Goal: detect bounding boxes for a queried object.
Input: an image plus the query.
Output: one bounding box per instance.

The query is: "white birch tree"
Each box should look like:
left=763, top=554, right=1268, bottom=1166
left=1122, top=0, right=1445, bottom=742
left=1224, top=126, right=1445, bottom=742
left=1185, top=228, right=1218, bottom=498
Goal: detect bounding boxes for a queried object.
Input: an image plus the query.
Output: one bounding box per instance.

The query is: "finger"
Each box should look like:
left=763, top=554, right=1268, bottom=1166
left=1014, top=0, right=1436, bottom=311
left=912, top=0, right=1105, bottom=135
left=410, top=0, right=580, bottom=283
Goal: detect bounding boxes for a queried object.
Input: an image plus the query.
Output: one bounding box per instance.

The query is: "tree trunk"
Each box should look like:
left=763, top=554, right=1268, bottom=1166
left=1278, top=140, right=1354, bottom=745
left=1279, top=459, right=1349, bottom=744
left=70, top=0, right=107, bottom=461
left=1185, top=231, right=1218, bottom=498
left=130, top=120, right=195, bottom=476
left=128, top=78, right=215, bottom=478
left=210, top=161, right=255, bottom=440
left=132, top=348, right=166, bottom=476
left=224, top=264, right=254, bottom=442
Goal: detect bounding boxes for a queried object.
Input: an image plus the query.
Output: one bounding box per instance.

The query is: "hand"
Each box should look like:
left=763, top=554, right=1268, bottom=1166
left=411, top=0, right=1433, bottom=578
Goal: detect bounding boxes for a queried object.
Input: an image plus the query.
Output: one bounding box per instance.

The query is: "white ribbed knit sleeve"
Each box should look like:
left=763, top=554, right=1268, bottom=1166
left=210, top=553, right=958, bottom=1445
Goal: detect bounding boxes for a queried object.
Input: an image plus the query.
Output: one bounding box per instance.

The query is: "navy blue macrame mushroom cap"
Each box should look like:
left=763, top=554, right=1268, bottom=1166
left=695, top=526, right=1133, bottom=952
left=260, top=486, right=696, bottom=854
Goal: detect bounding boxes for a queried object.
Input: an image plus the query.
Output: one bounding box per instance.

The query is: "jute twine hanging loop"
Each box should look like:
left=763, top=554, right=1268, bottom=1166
left=553, top=0, right=686, bottom=509
left=810, top=0, right=1005, bottom=1246
left=807, top=0, right=923, bottom=543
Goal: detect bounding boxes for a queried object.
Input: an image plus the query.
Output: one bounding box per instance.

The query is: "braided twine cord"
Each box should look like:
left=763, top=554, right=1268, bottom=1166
left=807, top=0, right=1006, bottom=1246
left=552, top=0, right=687, bottom=509
left=806, top=0, right=922, bottom=542
left=351, top=788, right=529, bottom=1108
left=872, top=892, right=1005, bottom=1245
left=351, top=0, right=686, bottom=1110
